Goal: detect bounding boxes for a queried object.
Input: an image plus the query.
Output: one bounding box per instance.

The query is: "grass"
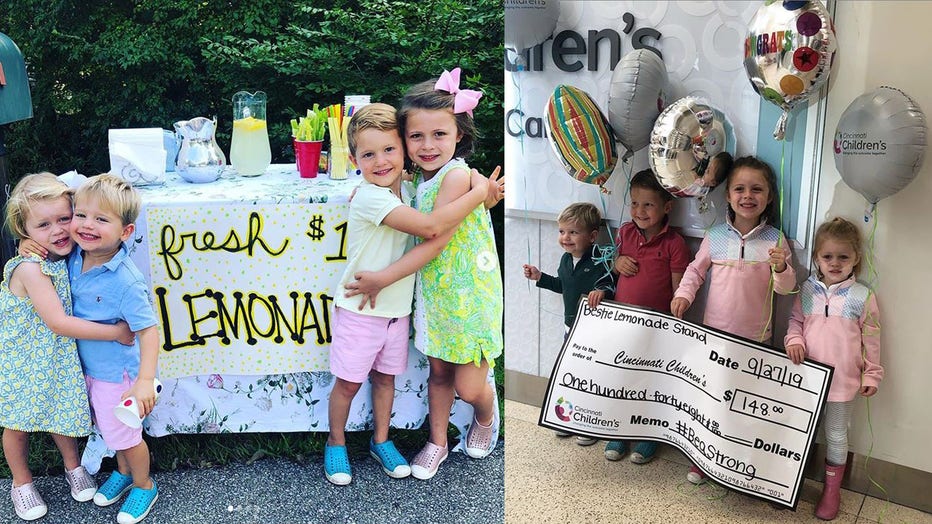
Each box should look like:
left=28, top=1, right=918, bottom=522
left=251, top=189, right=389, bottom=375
left=1, top=354, right=504, bottom=478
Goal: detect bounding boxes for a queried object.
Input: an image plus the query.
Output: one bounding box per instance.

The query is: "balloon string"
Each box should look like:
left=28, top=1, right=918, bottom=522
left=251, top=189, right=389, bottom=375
left=865, top=205, right=878, bottom=289
left=510, top=68, right=526, bottom=157
left=509, top=68, right=533, bottom=295
left=598, top=191, right=614, bottom=248
left=861, top=204, right=890, bottom=521
left=758, top=135, right=791, bottom=343
left=591, top=159, right=636, bottom=296
left=778, top=136, right=786, bottom=248
left=620, top=159, right=633, bottom=234
left=774, top=137, right=798, bottom=300
left=757, top=272, right=776, bottom=344
left=522, top=159, right=534, bottom=295
left=520, top=176, right=568, bottom=323
left=596, top=189, right=616, bottom=284
left=675, top=480, right=729, bottom=501
left=610, top=159, right=638, bottom=289
left=614, top=158, right=635, bottom=244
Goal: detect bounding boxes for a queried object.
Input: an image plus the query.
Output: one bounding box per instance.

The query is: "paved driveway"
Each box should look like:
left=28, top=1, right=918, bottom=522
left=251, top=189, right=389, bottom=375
left=0, top=443, right=504, bottom=524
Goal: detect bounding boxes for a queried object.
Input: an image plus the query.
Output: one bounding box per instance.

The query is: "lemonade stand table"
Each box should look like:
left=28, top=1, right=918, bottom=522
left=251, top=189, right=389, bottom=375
left=115, top=164, right=489, bottom=439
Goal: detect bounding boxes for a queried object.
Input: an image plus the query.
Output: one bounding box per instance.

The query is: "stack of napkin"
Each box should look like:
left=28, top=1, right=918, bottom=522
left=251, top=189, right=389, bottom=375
left=108, top=128, right=166, bottom=186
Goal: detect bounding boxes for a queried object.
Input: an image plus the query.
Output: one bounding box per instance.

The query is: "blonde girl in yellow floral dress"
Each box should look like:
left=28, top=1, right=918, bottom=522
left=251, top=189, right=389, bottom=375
left=0, top=173, right=133, bottom=520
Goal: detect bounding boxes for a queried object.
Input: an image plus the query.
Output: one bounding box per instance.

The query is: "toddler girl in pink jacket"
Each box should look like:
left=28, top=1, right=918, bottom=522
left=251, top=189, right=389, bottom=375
left=670, top=156, right=797, bottom=484
left=784, top=217, right=881, bottom=521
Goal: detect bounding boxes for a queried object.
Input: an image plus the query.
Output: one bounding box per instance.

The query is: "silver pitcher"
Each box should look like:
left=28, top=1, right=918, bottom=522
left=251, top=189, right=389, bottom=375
left=174, top=117, right=226, bottom=183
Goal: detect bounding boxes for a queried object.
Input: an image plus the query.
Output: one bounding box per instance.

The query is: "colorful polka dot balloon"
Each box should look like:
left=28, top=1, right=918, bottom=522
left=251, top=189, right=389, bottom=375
left=744, top=0, right=837, bottom=139
left=544, top=85, right=618, bottom=187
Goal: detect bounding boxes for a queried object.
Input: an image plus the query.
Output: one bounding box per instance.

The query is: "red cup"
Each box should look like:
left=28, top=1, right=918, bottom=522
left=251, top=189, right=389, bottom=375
left=294, top=139, right=324, bottom=179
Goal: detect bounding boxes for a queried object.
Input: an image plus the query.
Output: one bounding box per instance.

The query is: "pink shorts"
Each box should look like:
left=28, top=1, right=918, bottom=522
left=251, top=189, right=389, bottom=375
left=85, top=373, right=143, bottom=451
left=330, top=306, right=409, bottom=383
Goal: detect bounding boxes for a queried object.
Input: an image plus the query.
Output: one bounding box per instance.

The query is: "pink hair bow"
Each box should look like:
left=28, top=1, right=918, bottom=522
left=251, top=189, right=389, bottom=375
left=434, top=67, right=482, bottom=117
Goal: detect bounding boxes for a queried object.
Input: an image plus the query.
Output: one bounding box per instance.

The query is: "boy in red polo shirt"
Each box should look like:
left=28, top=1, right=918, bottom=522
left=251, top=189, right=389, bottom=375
left=588, top=169, right=691, bottom=464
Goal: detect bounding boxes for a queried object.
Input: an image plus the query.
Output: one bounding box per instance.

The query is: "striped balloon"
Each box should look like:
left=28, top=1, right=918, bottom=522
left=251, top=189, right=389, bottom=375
left=545, top=85, right=618, bottom=186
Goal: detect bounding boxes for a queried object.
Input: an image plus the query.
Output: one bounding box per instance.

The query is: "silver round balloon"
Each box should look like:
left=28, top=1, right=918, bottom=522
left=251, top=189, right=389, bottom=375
left=505, top=0, right=560, bottom=51
left=834, top=86, right=927, bottom=204
left=649, top=97, right=736, bottom=198
left=744, top=0, right=837, bottom=140
left=608, top=49, right=668, bottom=161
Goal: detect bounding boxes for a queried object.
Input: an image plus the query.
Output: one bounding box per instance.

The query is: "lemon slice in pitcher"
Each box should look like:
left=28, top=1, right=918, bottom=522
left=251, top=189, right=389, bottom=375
left=233, top=116, right=267, bottom=131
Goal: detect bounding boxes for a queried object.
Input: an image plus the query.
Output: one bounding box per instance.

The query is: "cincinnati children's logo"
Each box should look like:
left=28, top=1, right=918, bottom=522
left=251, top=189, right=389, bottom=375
left=554, top=397, right=573, bottom=421
left=834, top=131, right=887, bottom=155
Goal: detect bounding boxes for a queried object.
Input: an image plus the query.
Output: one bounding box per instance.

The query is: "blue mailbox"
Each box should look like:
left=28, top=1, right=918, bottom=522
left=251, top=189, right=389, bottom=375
left=0, top=31, right=34, bottom=266
left=0, top=32, right=33, bottom=126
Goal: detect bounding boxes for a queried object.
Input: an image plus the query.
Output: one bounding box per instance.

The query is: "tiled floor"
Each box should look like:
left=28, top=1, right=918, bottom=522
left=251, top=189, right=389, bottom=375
left=505, top=400, right=932, bottom=524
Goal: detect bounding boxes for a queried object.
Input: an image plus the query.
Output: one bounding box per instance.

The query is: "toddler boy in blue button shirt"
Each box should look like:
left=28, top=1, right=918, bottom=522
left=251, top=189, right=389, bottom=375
left=70, top=174, right=160, bottom=524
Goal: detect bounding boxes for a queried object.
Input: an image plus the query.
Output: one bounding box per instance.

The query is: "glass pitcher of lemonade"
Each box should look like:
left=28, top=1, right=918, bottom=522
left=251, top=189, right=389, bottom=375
left=230, top=91, right=272, bottom=177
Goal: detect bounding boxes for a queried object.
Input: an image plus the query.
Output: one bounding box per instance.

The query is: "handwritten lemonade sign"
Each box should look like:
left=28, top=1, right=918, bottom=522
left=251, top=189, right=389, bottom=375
left=145, top=203, right=348, bottom=378
left=540, top=301, right=832, bottom=508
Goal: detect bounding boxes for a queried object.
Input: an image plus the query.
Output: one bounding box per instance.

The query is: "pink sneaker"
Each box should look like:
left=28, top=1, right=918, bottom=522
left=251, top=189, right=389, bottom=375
left=64, top=465, right=97, bottom=502
left=11, top=482, right=47, bottom=521
left=410, top=441, right=448, bottom=480
left=687, top=465, right=708, bottom=485
left=465, top=415, right=496, bottom=459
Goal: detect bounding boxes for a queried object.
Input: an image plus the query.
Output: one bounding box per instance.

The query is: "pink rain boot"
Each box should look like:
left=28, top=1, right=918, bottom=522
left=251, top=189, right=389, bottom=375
left=815, top=461, right=846, bottom=520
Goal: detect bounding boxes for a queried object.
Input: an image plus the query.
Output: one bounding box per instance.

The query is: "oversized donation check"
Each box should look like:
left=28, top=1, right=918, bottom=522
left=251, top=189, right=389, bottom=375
left=540, top=300, right=833, bottom=508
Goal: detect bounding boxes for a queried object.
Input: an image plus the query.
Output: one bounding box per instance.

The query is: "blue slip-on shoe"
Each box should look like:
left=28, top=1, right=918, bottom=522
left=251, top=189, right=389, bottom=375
left=116, top=480, right=158, bottom=524
left=93, top=471, right=133, bottom=507
left=369, top=439, right=412, bottom=479
left=324, top=444, right=352, bottom=486
left=604, top=440, right=628, bottom=461
left=630, top=441, right=658, bottom=464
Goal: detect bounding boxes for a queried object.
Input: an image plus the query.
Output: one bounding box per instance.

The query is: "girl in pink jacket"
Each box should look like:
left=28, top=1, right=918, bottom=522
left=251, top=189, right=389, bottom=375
left=784, top=217, right=881, bottom=521
left=671, top=156, right=796, bottom=484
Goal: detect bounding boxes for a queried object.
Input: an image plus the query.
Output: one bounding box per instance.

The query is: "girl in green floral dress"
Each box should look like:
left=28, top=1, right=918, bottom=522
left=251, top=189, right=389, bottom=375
left=400, top=69, right=503, bottom=479
left=344, top=68, right=503, bottom=480
left=1, top=173, right=133, bottom=520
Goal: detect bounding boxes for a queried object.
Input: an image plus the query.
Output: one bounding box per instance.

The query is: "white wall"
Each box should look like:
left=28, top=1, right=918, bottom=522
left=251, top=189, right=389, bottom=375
left=812, top=1, right=932, bottom=473
left=506, top=0, right=932, bottom=475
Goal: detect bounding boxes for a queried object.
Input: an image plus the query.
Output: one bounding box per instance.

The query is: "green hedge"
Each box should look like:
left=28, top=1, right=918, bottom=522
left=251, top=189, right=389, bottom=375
left=2, top=0, right=502, bottom=177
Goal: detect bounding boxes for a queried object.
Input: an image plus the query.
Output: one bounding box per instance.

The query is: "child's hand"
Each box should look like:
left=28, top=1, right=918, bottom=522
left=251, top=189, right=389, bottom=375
left=482, top=166, right=504, bottom=209
left=587, top=290, right=605, bottom=308
left=785, top=344, right=805, bottom=365
left=401, top=169, right=413, bottom=182
left=18, top=238, right=48, bottom=259
left=468, top=168, right=489, bottom=201
left=614, top=255, right=638, bottom=276
left=670, top=297, right=690, bottom=319
left=344, top=271, right=389, bottom=310
left=860, top=385, right=878, bottom=397
left=768, top=247, right=787, bottom=273
left=523, top=264, right=541, bottom=281
left=114, top=321, right=136, bottom=346
left=124, top=377, right=157, bottom=418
